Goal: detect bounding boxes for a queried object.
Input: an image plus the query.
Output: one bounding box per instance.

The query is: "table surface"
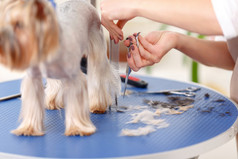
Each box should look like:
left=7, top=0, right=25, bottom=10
left=0, top=76, right=237, bottom=159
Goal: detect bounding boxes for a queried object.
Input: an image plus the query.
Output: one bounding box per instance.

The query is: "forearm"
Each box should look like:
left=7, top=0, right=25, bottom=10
left=175, top=33, right=234, bottom=70
left=135, top=0, right=222, bottom=36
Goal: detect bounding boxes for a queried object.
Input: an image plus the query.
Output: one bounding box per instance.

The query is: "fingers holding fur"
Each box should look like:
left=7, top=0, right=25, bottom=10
left=101, top=17, right=123, bottom=43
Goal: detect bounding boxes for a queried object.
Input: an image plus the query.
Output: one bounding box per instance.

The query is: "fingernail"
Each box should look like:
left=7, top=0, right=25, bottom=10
left=131, top=45, right=135, bottom=50
left=128, top=53, right=131, bottom=58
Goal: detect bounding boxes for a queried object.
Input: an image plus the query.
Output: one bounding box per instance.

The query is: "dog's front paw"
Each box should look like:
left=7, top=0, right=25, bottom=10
left=11, top=126, right=44, bottom=136
left=65, top=125, right=96, bottom=136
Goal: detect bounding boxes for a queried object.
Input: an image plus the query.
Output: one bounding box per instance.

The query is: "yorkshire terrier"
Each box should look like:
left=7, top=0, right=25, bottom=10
left=0, top=0, right=120, bottom=136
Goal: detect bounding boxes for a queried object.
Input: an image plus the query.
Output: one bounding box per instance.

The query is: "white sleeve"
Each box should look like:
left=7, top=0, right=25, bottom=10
left=211, top=0, right=238, bottom=39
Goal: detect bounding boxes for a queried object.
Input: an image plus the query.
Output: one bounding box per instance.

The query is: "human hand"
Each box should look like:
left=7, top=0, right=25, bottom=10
left=100, top=0, right=137, bottom=43
left=124, top=31, right=178, bottom=71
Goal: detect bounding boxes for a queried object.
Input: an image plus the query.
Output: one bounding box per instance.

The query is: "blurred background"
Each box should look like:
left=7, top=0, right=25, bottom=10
left=0, top=0, right=236, bottom=158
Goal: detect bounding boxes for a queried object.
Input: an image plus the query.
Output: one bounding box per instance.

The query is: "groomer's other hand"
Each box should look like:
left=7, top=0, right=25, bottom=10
left=100, top=0, right=137, bottom=43
left=124, top=31, right=178, bottom=71
left=124, top=35, right=153, bottom=71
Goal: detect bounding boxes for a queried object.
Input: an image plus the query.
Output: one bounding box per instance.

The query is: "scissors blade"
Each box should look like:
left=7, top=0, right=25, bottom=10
left=136, top=87, right=200, bottom=97
left=135, top=32, right=140, bottom=48
left=123, top=65, right=131, bottom=97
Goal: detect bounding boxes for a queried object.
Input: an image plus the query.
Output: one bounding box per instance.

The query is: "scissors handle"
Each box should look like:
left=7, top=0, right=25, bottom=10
left=0, top=93, right=21, bottom=101
left=123, top=32, right=141, bottom=97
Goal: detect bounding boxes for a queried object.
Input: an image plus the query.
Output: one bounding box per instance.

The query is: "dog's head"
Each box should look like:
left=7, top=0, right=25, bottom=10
left=0, top=0, right=59, bottom=71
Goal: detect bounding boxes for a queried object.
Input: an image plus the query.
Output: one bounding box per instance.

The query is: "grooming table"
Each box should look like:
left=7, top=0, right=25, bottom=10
left=0, top=76, right=237, bottom=159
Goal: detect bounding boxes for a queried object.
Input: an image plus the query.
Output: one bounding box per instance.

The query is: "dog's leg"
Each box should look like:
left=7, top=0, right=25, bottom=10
left=64, top=72, right=96, bottom=136
left=11, top=67, right=45, bottom=136
left=87, top=23, right=120, bottom=114
left=45, top=78, right=64, bottom=110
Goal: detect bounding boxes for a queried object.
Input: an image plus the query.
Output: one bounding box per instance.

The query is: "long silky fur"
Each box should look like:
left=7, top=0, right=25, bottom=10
left=11, top=68, right=45, bottom=136
left=87, top=19, right=121, bottom=113
left=64, top=72, right=96, bottom=136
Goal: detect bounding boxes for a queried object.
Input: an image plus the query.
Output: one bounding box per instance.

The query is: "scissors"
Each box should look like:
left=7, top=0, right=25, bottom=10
left=123, top=32, right=141, bottom=97
left=137, top=87, right=201, bottom=97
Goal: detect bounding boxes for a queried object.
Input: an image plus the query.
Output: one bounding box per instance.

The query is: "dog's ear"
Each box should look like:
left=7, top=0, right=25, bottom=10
left=33, top=0, right=47, bottom=21
left=31, top=0, right=59, bottom=61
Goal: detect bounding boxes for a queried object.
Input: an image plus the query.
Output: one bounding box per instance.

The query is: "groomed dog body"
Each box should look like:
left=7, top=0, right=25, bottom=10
left=0, top=0, right=120, bottom=136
